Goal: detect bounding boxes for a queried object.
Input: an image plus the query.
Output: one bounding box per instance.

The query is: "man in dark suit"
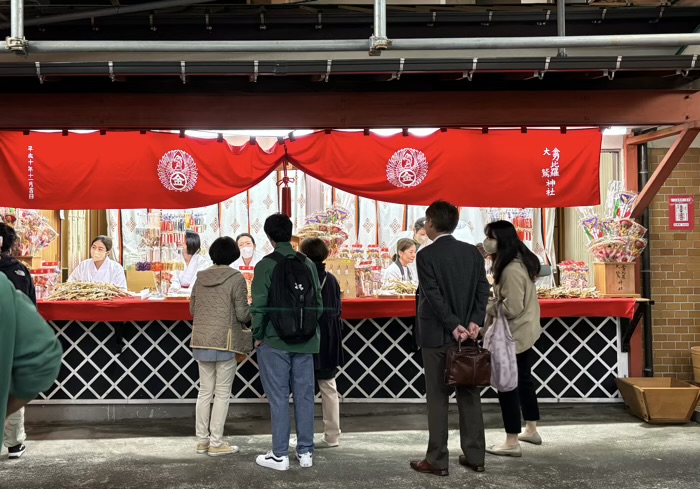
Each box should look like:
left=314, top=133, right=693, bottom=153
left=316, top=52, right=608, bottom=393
left=410, top=200, right=490, bottom=476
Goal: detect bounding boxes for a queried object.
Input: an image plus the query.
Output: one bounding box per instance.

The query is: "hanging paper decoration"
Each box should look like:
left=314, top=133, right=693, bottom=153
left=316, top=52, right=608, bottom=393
left=277, top=154, right=295, bottom=219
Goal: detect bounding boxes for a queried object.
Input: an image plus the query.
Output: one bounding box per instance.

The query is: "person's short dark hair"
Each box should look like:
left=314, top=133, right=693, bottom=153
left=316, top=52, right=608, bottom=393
left=0, top=223, right=17, bottom=254
left=300, top=238, right=329, bottom=264
left=414, top=217, right=426, bottom=233
left=236, top=233, right=256, bottom=247
left=425, top=201, right=459, bottom=234
left=209, top=236, right=239, bottom=266
left=185, top=231, right=201, bottom=256
left=264, top=213, right=293, bottom=244
left=91, top=235, right=113, bottom=252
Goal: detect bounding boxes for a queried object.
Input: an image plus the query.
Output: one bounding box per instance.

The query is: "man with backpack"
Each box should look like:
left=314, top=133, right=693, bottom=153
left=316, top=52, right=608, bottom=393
left=251, top=213, right=323, bottom=471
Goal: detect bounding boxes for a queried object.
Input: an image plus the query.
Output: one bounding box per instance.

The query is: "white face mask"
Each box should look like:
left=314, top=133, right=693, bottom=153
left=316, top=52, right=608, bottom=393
left=240, top=247, right=255, bottom=259
left=91, top=249, right=107, bottom=262
left=483, top=238, right=498, bottom=255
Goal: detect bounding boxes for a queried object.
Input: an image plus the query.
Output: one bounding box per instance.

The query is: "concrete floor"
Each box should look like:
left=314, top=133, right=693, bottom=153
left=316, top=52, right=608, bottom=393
left=2, top=404, right=699, bottom=489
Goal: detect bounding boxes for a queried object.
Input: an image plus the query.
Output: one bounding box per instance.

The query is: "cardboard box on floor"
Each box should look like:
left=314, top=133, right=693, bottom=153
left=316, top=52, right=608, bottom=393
left=616, top=378, right=700, bottom=424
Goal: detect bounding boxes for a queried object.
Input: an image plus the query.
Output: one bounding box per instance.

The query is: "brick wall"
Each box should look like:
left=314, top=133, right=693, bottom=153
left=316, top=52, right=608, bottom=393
left=649, top=148, right=700, bottom=380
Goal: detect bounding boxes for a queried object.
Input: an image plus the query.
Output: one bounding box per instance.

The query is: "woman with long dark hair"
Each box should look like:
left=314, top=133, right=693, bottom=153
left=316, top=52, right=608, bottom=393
left=482, top=220, right=542, bottom=458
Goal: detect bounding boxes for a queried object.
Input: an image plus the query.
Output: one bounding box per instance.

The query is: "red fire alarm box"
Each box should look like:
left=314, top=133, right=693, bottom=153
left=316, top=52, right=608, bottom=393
left=669, top=195, right=695, bottom=231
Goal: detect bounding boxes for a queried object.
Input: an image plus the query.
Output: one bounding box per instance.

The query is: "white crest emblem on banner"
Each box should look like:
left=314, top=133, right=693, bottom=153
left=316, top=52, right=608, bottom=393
left=158, top=149, right=198, bottom=192
left=386, top=148, right=429, bottom=188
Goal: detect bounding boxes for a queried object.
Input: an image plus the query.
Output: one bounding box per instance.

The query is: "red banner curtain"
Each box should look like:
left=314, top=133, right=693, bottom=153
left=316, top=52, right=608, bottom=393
left=0, top=131, right=283, bottom=209
left=0, top=129, right=602, bottom=210
left=286, top=129, right=602, bottom=208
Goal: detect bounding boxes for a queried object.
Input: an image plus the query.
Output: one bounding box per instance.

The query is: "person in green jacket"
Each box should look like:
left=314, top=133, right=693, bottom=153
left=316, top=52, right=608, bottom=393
left=251, top=213, right=323, bottom=472
left=0, top=273, right=62, bottom=455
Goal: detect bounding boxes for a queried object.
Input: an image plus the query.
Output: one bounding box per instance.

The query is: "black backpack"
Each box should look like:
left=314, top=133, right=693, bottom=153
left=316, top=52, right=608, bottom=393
left=266, top=251, right=319, bottom=344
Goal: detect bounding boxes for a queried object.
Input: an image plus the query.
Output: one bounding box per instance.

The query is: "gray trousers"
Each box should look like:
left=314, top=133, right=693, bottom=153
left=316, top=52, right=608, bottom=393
left=4, top=407, right=26, bottom=448
left=422, top=344, right=486, bottom=469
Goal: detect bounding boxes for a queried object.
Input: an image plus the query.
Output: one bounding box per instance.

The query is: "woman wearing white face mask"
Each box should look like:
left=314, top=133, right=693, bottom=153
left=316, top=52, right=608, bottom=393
left=68, top=236, right=127, bottom=289
left=170, top=231, right=212, bottom=293
left=231, top=233, right=262, bottom=271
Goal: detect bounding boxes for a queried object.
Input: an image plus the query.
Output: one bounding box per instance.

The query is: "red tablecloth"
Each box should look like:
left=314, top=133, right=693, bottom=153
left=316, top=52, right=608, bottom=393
left=38, top=297, right=638, bottom=322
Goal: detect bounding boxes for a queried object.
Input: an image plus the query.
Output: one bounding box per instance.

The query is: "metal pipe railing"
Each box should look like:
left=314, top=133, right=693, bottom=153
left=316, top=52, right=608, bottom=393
left=370, top=0, right=391, bottom=54
left=390, top=33, right=700, bottom=50
left=638, top=140, right=654, bottom=378
left=13, top=33, right=700, bottom=54
left=557, top=0, right=566, bottom=58
left=22, top=39, right=370, bottom=53
left=10, top=0, right=23, bottom=39
left=373, top=0, right=387, bottom=40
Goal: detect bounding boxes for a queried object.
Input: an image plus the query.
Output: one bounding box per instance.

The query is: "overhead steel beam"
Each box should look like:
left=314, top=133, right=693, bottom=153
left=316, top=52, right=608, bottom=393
left=630, top=126, right=700, bottom=218
left=7, top=33, right=700, bottom=56
left=1, top=0, right=216, bottom=30
left=2, top=56, right=700, bottom=77
left=389, top=33, right=700, bottom=50
left=625, top=121, right=700, bottom=146
left=1, top=91, right=699, bottom=129
left=14, top=39, right=370, bottom=53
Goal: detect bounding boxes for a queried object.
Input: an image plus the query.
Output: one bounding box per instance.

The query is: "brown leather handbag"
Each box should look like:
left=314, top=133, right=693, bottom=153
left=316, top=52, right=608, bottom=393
left=444, top=340, right=492, bottom=388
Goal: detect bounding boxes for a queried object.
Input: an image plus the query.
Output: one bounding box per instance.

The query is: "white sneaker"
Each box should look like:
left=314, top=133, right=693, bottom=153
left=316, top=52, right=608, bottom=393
left=256, top=451, right=290, bottom=471
left=289, top=436, right=297, bottom=448
left=296, top=451, right=313, bottom=468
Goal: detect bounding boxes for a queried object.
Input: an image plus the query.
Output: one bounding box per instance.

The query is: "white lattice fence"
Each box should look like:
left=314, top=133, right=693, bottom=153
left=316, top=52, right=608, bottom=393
left=39, top=316, right=625, bottom=404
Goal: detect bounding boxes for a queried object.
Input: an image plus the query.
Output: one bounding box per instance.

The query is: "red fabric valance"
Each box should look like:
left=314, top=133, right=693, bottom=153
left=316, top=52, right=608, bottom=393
left=0, top=131, right=283, bottom=210
left=0, top=129, right=602, bottom=210
left=37, top=297, right=637, bottom=322
left=287, top=129, right=602, bottom=208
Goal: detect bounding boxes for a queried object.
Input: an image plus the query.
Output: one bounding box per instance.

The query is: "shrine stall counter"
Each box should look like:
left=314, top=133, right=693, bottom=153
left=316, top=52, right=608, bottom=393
left=37, top=298, right=638, bottom=404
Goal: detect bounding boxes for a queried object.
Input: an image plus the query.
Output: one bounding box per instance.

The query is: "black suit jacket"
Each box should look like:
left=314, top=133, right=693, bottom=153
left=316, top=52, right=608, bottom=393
left=415, top=235, right=490, bottom=348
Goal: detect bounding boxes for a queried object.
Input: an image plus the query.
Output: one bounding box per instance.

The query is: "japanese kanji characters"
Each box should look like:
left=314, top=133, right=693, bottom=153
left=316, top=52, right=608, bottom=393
left=541, top=147, right=560, bottom=197
left=28, top=145, right=35, bottom=200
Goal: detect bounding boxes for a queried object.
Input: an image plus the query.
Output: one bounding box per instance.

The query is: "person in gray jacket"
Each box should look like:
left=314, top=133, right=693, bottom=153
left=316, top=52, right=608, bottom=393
left=190, top=236, right=252, bottom=457
left=482, top=220, right=543, bottom=457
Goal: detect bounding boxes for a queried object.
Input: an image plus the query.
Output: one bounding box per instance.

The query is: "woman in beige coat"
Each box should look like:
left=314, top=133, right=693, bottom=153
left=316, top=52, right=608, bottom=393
left=482, top=220, right=543, bottom=458
left=190, top=237, right=253, bottom=457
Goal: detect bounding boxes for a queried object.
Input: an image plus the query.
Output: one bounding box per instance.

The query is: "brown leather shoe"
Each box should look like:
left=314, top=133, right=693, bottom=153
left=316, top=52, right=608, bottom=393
left=409, top=460, right=449, bottom=477
left=459, top=455, right=485, bottom=473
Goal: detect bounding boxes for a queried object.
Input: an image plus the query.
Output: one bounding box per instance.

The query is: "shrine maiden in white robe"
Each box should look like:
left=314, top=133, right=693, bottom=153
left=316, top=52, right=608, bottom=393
left=383, top=261, right=419, bottom=286
left=231, top=251, right=263, bottom=271
left=68, top=257, right=127, bottom=289
left=170, top=253, right=211, bottom=292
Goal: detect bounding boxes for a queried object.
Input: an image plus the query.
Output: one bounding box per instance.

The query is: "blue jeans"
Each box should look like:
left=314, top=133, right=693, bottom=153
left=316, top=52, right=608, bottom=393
left=257, top=343, right=315, bottom=457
